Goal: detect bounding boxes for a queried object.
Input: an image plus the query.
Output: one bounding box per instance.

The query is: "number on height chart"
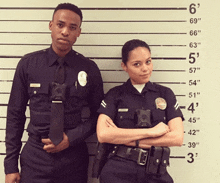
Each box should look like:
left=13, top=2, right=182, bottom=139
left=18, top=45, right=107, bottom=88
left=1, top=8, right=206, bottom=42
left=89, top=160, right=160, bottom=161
left=188, top=102, right=199, bottom=113
left=189, top=52, right=199, bottom=64
left=189, top=3, right=200, bottom=14
left=187, top=153, right=198, bottom=163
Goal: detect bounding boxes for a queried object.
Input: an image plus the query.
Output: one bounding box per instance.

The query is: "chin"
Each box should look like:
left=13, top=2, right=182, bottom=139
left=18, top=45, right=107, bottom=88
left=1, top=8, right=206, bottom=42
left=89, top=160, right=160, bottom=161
left=58, top=45, right=71, bottom=52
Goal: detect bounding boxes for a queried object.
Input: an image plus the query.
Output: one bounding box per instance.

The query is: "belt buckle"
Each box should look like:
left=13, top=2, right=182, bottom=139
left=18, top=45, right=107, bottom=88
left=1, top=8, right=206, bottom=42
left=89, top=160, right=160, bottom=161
left=137, top=149, right=148, bottom=166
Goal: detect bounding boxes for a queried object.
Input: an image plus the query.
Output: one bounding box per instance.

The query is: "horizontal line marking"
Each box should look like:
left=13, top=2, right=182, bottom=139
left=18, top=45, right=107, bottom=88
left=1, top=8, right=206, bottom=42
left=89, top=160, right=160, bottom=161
left=0, top=68, right=15, bottom=70
left=0, top=7, right=187, bottom=10
left=1, top=69, right=185, bottom=72
left=0, top=104, right=8, bottom=106
left=84, top=20, right=187, bottom=22
left=153, top=70, right=186, bottom=72
left=100, top=69, right=186, bottom=72
left=0, top=32, right=187, bottom=35
left=0, top=81, right=187, bottom=84
left=0, top=44, right=187, bottom=47
left=170, top=156, right=185, bottom=159
left=0, top=94, right=186, bottom=97
left=0, top=153, right=97, bottom=157
left=0, top=20, right=187, bottom=23
left=102, top=82, right=186, bottom=85
left=0, top=56, right=186, bottom=60
left=150, top=82, right=186, bottom=84
left=0, top=104, right=189, bottom=109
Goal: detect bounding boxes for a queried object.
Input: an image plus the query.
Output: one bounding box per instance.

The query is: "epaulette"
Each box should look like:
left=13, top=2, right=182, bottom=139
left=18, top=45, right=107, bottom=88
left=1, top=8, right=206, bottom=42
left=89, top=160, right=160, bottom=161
left=23, top=48, right=48, bottom=59
left=74, top=51, right=93, bottom=62
left=151, top=82, right=170, bottom=98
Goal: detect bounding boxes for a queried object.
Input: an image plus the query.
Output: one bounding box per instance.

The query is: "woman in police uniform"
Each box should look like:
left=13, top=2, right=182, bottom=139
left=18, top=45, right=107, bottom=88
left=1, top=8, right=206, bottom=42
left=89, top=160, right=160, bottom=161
left=96, top=39, right=184, bottom=183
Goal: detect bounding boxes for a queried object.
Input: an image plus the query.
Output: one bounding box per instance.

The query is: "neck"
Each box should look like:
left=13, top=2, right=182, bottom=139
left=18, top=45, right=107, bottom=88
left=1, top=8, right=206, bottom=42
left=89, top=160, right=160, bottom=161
left=52, top=44, right=71, bottom=57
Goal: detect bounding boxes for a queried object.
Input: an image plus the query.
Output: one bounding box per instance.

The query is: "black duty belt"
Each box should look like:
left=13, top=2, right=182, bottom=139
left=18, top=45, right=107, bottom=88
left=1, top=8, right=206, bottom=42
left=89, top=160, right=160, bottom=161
left=28, top=133, right=48, bottom=143
left=112, top=146, right=149, bottom=166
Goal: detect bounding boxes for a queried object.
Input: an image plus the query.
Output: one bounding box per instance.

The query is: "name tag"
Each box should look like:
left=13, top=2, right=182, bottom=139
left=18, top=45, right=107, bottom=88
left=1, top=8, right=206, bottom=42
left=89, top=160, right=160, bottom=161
left=30, top=83, right=41, bottom=88
left=118, top=108, right=129, bottom=112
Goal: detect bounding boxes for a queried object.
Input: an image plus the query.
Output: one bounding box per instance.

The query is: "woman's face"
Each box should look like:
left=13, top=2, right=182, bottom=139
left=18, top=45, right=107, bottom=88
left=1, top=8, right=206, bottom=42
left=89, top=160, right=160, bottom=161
left=121, top=46, right=153, bottom=85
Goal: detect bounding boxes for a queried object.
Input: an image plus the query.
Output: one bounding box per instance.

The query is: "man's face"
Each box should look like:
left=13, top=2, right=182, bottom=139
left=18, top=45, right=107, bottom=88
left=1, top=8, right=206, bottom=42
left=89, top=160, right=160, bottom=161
left=49, top=9, right=81, bottom=56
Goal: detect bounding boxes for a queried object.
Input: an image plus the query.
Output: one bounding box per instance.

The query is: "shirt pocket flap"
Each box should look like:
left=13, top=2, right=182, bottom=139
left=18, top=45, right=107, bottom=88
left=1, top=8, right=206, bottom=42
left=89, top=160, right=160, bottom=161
left=117, top=109, right=135, bottom=120
left=28, top=83, right=49, bottom=95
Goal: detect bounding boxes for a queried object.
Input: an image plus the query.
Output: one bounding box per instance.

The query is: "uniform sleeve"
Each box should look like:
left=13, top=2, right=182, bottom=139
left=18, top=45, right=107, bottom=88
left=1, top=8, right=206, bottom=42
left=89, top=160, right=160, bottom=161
left=66, top=61, right=104, bottom=146
left=164, top=87, right=184, bottom=122
left=4, top=59, right=29, bottom=174
left=97, top=88, right=118, bottom=121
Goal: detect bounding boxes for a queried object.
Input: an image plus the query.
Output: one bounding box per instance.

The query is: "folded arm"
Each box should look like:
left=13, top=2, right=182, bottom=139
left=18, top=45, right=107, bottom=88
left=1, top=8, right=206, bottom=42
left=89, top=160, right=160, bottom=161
left=96, top=114, right=170, bottom=145
left=126, top=117, right=184, bottom=149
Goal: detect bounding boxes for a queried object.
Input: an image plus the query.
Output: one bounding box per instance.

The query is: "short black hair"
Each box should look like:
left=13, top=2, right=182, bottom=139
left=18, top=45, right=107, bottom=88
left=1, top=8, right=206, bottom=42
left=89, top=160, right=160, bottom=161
left=122, top=39, right=151, bottom=65
left=53, top=3, right=83, bottom=21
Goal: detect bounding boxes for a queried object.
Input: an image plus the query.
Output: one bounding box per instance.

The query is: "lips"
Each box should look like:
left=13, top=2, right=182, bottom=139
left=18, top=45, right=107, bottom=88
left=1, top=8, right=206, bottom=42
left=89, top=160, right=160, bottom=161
left=58, top=38, right=70, bottom=44
left=140, top=74, right=149, bottom=77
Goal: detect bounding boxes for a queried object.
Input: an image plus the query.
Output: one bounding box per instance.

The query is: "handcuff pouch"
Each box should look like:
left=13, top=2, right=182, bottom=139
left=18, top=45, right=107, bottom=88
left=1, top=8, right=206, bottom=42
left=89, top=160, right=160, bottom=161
left=158, top=147, right=170, bottom=174
left=146, top=146, right=162, bottom=174
left=146, top=146, right=170, bottom=175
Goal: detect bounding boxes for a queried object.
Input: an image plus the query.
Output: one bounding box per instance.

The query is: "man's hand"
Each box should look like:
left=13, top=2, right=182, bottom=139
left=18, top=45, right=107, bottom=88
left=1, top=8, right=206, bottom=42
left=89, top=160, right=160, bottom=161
left=41, top=133, right=70, bottom=153
left=149, top=122, right=170, bottom=138
left=5, top=172, right=20, bottom=183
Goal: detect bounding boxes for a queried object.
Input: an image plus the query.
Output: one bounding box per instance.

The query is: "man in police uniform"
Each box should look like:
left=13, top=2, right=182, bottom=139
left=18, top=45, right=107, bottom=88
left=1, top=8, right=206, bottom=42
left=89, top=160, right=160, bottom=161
left=4, top=3, right=104, bottom=183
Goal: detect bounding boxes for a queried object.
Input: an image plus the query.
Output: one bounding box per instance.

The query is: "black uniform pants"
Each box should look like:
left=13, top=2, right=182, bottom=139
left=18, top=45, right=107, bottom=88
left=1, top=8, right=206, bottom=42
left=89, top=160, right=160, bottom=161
left=100, top=156, right=173, bottom=183
left=20, top=136, right=89, bottom=183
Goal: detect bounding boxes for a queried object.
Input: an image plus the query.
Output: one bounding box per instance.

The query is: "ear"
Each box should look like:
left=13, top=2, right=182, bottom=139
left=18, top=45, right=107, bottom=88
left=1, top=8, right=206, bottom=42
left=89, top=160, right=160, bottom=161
left=49, top=21, right=53, bottom=31
left=121, top=62, right=127, bottom=72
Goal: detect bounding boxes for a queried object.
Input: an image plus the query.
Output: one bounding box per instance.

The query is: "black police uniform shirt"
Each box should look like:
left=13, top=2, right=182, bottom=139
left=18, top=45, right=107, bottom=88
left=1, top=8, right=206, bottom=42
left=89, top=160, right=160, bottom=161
left=98, top=79, right=183, bottom=129
left=4, top=46, right=104, bottom=174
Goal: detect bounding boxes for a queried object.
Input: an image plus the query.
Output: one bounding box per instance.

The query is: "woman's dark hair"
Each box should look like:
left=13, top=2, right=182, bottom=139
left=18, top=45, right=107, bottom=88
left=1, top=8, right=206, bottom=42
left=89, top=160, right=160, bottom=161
left=53, top=3, right=83, bottom=21
left=122, top=39, right=151, bottom=65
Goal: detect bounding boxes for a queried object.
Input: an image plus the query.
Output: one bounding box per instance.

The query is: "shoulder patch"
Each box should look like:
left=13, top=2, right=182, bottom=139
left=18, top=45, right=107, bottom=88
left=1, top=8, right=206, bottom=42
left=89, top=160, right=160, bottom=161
left=101, top=100, right=107, bottom=108
left=174, top=101, right=180, bottom=110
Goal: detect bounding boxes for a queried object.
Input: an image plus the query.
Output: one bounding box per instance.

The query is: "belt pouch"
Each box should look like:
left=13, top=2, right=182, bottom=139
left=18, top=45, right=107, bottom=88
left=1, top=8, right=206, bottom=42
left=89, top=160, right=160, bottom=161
left=158, top=147, right=170, bottom=174
left=146, top=146, right=162, bottom=174
left=92, top=143, right=112, bottom=178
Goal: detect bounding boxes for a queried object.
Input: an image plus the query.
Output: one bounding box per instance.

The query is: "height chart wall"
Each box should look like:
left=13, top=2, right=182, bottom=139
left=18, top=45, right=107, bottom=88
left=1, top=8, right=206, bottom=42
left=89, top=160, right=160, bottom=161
left=0, top=0, right=219, bottom=182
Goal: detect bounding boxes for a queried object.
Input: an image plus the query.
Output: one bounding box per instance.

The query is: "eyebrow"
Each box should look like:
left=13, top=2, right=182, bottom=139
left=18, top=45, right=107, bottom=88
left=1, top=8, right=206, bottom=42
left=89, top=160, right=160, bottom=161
left=58, top=20, right=78, bottom=27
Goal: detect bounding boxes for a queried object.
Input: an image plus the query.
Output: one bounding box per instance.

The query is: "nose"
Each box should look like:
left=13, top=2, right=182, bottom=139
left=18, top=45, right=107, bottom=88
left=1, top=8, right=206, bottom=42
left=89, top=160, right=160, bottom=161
left=142, top=63, right=149, bottom=72
left=61, top=27, right=69, bottom=37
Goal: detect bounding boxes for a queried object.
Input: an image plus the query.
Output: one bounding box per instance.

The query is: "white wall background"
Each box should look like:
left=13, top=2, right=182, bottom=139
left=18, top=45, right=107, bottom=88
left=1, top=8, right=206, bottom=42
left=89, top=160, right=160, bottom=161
left=0, top=0, right=220, bottom=182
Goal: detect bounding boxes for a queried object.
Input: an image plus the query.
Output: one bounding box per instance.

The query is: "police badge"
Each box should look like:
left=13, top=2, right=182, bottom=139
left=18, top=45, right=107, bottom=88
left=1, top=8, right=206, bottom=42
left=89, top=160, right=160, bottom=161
left=78, top=71, right=87, bottom=87
left=155, top=97, right=167, bottom=110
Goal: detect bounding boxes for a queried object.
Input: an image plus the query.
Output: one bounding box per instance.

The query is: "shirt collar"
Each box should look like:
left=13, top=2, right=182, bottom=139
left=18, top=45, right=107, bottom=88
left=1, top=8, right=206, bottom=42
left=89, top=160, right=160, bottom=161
left=48, top=46, right=77, bottom=67
left=124, top=79, right=158, bottom=94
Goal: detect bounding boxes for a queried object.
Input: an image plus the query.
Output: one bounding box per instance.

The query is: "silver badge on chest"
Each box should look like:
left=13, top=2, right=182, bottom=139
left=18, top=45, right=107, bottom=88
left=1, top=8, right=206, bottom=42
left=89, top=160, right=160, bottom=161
left=155, top=97, right=167, bottom=110
left=78, top=71, right=87, bottom=87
